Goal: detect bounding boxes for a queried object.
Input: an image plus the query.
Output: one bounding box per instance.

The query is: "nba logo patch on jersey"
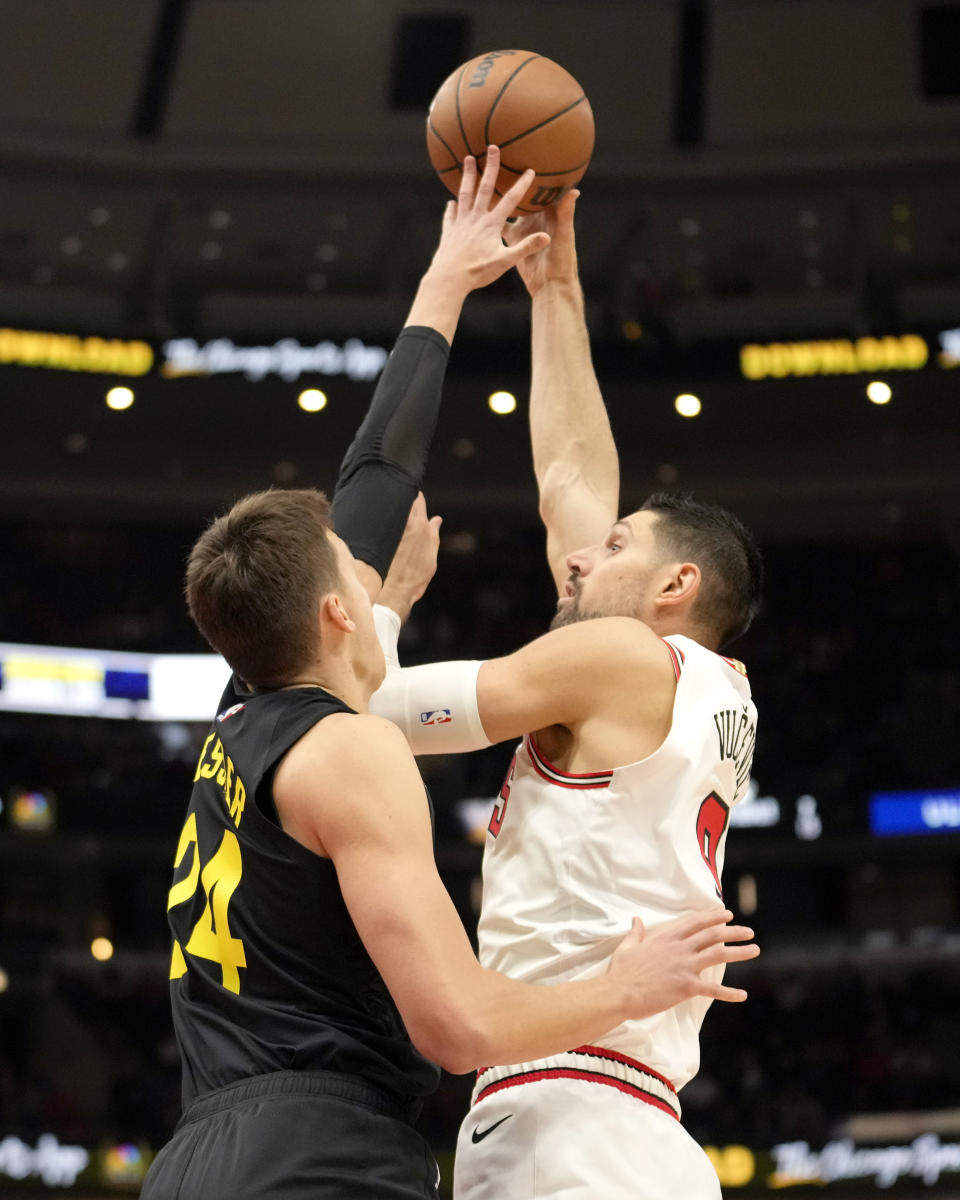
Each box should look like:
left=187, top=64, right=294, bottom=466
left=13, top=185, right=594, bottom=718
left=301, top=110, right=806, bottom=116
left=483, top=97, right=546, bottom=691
left=420, top=709, right=452, bottom=726
left=216, top=702, right=246, bottom=723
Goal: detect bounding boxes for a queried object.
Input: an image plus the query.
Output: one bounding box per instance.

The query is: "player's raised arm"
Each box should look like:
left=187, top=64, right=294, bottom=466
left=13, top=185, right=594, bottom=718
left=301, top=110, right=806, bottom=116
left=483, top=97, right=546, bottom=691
left=505, top=191, right=620, bottom=594
left=332, top=148, right=549, bottom=599
left=273, top=712, right=758, bottom=1075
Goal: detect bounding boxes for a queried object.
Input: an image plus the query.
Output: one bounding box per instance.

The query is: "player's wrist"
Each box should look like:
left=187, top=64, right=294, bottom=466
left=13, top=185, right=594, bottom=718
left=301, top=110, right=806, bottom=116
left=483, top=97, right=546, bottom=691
left=375, top=587, right=412, bottom=625
left=419, top=261, right=473, bottom=302
left=591, top=971, right=636, bottom=1024
left=532, top=275, right=584, bottom=305
left=404, top=271, right=467, bottom=343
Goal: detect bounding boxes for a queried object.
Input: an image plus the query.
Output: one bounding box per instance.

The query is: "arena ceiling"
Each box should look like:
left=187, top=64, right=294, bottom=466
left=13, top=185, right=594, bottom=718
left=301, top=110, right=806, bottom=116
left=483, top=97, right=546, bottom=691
left=0, top=0, right=958, bottom=536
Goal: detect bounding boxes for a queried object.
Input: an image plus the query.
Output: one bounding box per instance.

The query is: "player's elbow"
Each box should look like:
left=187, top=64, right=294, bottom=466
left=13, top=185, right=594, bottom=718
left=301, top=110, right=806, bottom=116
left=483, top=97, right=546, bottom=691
left=537, top=461, right=581, bottom=519
left=407, top=1006, right=492, bottom=1076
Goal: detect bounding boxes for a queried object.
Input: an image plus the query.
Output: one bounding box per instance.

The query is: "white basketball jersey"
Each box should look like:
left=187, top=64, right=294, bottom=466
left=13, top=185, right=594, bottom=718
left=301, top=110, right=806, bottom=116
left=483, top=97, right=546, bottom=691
left=477, top=634, right=757, bottom=1092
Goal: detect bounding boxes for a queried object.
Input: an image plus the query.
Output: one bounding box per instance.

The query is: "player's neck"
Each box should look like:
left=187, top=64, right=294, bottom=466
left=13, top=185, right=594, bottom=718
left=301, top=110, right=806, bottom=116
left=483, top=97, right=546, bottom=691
left=652, top=617, right=709, bottom=648
left=278, top=651, right=373, bottom=713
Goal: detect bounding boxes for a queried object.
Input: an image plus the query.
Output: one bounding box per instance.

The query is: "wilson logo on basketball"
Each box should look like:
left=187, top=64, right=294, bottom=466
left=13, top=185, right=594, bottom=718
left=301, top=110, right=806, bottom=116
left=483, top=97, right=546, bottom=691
left=468, top=50, right=518, bottom=88
left=530, top=185, right=564, bottom=207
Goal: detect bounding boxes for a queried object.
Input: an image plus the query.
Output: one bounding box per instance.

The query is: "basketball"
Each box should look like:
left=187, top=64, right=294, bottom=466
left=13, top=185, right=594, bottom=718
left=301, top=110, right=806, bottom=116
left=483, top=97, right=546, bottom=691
left=426, top=50, right=594, bottom=214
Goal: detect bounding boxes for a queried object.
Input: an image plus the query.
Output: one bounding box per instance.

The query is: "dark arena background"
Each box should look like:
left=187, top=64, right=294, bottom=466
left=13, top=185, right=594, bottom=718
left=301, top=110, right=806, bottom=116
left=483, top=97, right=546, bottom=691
left=1, top=1, right=960, bottom=1196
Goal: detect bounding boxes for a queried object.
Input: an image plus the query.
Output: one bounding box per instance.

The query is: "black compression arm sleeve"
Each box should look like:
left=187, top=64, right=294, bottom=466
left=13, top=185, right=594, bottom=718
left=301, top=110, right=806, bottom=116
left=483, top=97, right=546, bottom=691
left=331, top=325, right=450, bottom=579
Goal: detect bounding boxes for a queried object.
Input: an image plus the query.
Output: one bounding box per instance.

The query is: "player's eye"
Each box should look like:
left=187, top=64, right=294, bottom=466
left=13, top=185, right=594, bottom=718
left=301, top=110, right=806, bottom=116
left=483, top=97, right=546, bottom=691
left=606, top=541, right=621, bottom=553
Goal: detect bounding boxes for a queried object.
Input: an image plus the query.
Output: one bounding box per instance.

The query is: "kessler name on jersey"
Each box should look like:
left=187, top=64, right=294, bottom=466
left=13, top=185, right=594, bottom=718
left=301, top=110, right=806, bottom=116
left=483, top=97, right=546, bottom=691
left=194, top=731, right=247, bottom=827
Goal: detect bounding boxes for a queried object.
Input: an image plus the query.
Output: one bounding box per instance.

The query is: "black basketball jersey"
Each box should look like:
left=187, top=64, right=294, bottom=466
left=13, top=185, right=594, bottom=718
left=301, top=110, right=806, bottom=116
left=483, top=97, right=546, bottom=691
left=166, top=675, right=441, bottom=1108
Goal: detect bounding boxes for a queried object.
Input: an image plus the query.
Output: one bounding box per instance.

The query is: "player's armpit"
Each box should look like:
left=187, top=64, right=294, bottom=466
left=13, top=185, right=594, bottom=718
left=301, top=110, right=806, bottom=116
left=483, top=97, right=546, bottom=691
left=476, top=616, right=677, bottom=746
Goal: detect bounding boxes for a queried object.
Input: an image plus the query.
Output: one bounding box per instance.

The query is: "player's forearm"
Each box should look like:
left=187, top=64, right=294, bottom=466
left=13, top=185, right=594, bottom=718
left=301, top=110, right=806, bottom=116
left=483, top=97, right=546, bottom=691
left=403, top=265, right=470, bottom=346
left=332, top=268, right=487, bottom=582
left=446, top=968, right=632, bottom=1073
left=331, top=326, right=450, bottom=582
left=529, top=279, right=619, bottom=507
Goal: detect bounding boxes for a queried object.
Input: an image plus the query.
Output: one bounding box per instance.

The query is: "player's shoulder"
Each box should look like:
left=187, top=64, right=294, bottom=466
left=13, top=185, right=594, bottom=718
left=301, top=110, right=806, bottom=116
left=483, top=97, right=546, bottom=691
left=570, top=614, right=676, bottom=657
left=547, top=616, right=679, bottom=686
left=667, top=633, right=750, bottom=677
left=667, top=635, right=754, bottom=703
left=283, top=709, right=411, bottom=781
left=274, top=709, right=426, bottom=855
left=547, top=614, right=660, bottom=648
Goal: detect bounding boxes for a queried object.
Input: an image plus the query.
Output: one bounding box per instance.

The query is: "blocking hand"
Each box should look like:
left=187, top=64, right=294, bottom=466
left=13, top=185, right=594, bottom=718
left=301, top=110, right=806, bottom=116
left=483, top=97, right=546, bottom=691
left=377, top=493, right=442, bottom=624
left=608, top=909, right=759, bottom=1019
left=426, top=145, right=552, bottom=293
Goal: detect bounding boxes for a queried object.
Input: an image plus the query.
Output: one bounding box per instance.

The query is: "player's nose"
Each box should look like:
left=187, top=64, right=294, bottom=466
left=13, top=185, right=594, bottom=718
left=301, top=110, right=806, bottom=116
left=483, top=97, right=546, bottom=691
left=565, top=545, right=592, bottom=577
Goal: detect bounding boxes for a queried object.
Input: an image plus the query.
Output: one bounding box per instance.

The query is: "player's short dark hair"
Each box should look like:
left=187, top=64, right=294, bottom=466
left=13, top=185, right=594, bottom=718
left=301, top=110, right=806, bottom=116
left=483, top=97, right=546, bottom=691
left=185, top=488, right=341, bottom=687
left=641, top=491, right=763, bottom=648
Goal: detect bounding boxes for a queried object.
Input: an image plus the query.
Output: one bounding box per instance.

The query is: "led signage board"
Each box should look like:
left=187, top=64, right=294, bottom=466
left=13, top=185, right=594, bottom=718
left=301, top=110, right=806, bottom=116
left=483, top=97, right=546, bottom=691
left=869, top=788, right=960, bottom=836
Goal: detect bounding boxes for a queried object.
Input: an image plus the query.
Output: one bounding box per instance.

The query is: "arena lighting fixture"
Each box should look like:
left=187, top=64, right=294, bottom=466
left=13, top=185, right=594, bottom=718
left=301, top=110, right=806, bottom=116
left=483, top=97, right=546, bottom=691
left=105, top=386, right=134, bottom=410
left=674, top=393, right=702, bottom=418
left=90, top=937, right=114, bottom=962
left=866, top=380, right=892, bottom=405
left=298, top=388, right=327, bottom=412
left=0, top=967, right=9, bottom=993
left=488, top=390, right=517, bottom=415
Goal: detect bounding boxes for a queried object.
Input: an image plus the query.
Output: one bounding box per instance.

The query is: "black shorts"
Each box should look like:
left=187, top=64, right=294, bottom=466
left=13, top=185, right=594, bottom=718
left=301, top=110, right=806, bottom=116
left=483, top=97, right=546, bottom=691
left=140, top=1070, right=439, bottom=1200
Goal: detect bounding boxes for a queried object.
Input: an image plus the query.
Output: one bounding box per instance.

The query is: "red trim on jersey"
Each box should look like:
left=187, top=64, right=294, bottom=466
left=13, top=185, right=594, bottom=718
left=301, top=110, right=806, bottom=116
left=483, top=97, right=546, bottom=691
left=475, top=1067, right=680, bottom=1120
left=570, top=1045, right=678, bottom=1096
left=721, top=654, right=748, bottom=677
left=661, top=638, right=684, bottom=680
left=527, top=735, right=613, bottom=790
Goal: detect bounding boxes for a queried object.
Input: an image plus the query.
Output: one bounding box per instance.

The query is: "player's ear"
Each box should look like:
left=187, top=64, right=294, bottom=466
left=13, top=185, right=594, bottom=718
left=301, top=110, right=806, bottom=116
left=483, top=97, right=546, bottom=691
left=656, top=562, right=700, bottom=611
left=320, top=592, right=356, bottom=634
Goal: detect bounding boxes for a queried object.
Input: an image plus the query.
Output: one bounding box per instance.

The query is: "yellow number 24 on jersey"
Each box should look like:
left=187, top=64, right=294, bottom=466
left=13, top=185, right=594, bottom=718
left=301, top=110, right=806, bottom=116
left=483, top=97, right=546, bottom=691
left=167, top=812, right=247, bottom=994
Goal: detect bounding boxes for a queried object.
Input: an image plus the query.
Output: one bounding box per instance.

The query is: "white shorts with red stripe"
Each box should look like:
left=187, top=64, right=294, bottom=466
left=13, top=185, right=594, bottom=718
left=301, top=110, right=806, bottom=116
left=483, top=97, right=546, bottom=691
left=453, top=1046, right=721, bottom=1200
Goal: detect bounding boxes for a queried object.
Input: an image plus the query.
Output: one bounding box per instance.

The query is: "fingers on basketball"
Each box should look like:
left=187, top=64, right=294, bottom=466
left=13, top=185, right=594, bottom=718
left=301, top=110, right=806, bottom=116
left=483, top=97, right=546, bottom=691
left=474, top=144, right=501, bottom=205
left=507, top=231, right=550, bottom=264
left=426, top=51, right=594, bottom=215
left=457, top=156, right=478, bottom=206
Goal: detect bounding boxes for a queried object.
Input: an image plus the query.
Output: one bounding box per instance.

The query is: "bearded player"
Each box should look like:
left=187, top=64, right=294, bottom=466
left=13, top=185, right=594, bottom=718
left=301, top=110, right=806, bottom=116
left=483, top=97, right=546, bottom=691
left=370, top=188, right=762, bottom=1200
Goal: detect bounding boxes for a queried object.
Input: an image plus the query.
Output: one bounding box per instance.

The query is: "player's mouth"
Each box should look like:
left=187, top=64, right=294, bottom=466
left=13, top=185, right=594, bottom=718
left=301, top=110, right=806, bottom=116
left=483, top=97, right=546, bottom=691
left=557, top=579, right=579, bottom=607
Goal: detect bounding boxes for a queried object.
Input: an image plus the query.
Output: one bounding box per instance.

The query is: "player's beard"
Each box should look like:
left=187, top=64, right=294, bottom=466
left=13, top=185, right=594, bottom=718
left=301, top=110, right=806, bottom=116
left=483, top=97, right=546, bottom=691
left=550, top=593, right=586, bottom=630
left=549, top=573, right=651, bottom=631
left=549, top=578, right=616, bottom=630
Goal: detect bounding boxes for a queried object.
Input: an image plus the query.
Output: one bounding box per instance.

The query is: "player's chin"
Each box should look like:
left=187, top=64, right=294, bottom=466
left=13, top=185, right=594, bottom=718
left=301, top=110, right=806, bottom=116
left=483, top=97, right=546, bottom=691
left=549, top=600, right=579, bottom=631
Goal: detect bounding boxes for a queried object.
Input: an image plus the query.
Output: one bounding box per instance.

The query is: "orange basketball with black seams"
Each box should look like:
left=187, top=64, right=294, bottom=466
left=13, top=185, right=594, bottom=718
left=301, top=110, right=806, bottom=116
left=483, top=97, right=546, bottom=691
left=426, top=50, right=594, bottom=214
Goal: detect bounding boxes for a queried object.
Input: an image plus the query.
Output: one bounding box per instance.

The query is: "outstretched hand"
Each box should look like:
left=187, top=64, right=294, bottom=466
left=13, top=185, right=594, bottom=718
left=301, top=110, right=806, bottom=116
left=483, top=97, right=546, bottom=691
left=426, top=146, right=552, bottom=293
left=376, top=493, right=442, bottom=624
left=502, top=187, right=580, bottom=297
left=607, top=909, right=759, bottom=1019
